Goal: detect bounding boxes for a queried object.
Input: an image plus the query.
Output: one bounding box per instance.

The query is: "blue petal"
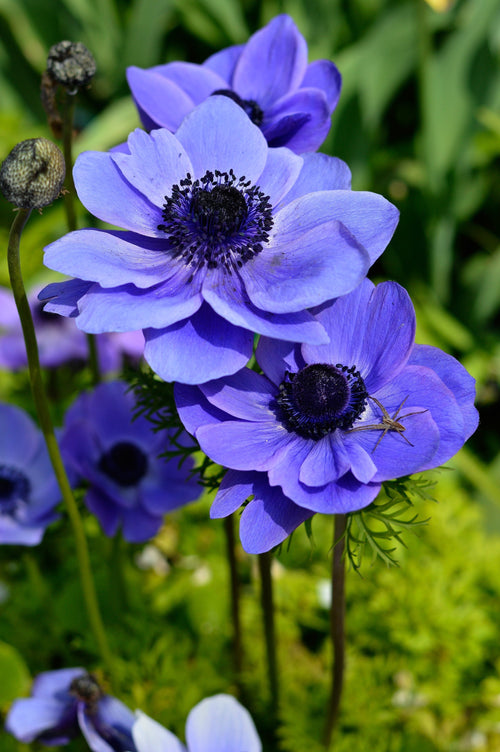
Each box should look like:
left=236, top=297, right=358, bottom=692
left=210, top=470, right=257, bottom=518
left=175, top=97, right=268, bottom=185
left=196, top=419, right=289, bottom=471
left=175, top=383, right=229, bottom=437
left=151, top=61, right=226, bottom=104
left=185, top=695, right=261, bottom=752
left=112, top=128, right=193, bottom=208
left=299, top=432, right=350, bottom=486
left=301, top=59, right=342, bottom=110
left=263, top=88, right=330, bottom=152
left=73, top=151, right=163, bottom=236
left=121, top=506, right=163, bottom=543
left=233, top=15, right=307, bottom=108
left=239, top=480, right=313, bottom=554
left=255, top=337, right=305, bottom=387
left=255, top=147, right=303, bottom=207
left=303, top=280, right=416, bottom=393
left=200, top=368, right=276, bottom=422
left=5, top=696, right=77, bottom=743
left=277, top=153, right=351, bottom=208
left=143, top=305, right=253, bottom=384
left=203, top=45, right=244, bottom=81
left=40, top=279, right=92, bottom=318
left=126, top=66, right=193, bottom=131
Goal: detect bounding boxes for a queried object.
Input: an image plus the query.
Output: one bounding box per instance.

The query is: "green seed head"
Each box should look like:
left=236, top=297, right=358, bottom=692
left=0, top=138, right=66, bottom=209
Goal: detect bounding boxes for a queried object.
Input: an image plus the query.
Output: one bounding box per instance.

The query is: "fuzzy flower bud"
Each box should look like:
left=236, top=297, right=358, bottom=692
left=46, top=41, right=96, bottom=93
left=0, top=138, right=65, bottom=209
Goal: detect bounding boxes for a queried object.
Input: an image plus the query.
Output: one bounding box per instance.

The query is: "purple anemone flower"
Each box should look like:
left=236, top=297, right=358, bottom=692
left=0, top=402, right=60, bottom=545
left=131, top=694, right=261, bottom=752
left=41, top=96, right=398, bottom=384
left=127, top=14, right=341, bottom=154
left=0, top=285, right=144, bottom=373
left=5, top=667, right=136, bottom=751
left=175, top=279, right=479, bottom=553
left=60, top=380, right=200, bottom=542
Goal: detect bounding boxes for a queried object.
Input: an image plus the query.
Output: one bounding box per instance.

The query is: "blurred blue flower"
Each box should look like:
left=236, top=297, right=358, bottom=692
left=131, top=694, right=261, bottom=752
left=41, top=96, right=398, bottom=384
left=0, top=285, right=144, bottom=372
left=176, top=279, right=479, bottom=553
left=60, top=381, right=200, bottom=542
left=127, top=14, right=341, bottom=154
left=0, top=402, right=59, bottom=545
left=5, top=667, right=136, bottom=751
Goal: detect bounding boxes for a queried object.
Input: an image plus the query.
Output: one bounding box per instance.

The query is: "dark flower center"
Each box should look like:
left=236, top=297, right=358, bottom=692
left=70, top=673, right=102, bottom=708
left=158, top=169, right=273, bottom=275
left=276, top=363, right=368, bottom=440
left=98, top=441, right=148, bottom=487
left=0, top=465, right=31, bottom=513
left=211, top=89, right=264, bottom=126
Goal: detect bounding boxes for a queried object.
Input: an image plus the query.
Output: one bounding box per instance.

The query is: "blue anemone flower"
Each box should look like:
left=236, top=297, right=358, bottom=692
left=131, top=695, right=261, bottom=752
left=40, top=96, right=398, bottom=384
left=126, top=14, right=341, bottom=154
left=60, top=381, right=201, bottom=542
left=5, top=668, right=136, bottom=751
left=0, top=402, right=59, bottom=545
left=175, top=279, right=479, bottom=553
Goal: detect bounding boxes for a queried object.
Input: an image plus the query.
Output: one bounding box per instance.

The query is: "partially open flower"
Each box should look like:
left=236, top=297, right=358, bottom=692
left=0, top=138, right=65, bottom=209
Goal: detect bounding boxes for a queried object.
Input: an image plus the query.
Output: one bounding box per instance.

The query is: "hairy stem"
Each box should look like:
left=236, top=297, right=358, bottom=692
left=323, top=514, right=347, bottom=748
left=7, top=208, right=114, bottom=679
left=258, top=550, right=279, bottom=716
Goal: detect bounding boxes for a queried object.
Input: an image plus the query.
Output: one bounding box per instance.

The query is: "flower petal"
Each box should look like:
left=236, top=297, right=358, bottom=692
left=201, top=368, right=276, bottom=421
left=233, top=15, right=307, bottom=108
left=111, top=128, right=193, bottom=208
left=175, top=383, right=229, bottom=437
left=196, top=419, right=289, bottom=471
left=40, top=279, right=93, bottom=317
left=255, top=337, right=305, bottom=386
left=121, top=506, right=163, bottom=543
left=263, top=88, right=330, bottom=152
left=202, top=268, right=328, bottom=344
left=126, top=66, right=194, bottom=131
left=143, top=305, right=253, bottom=384
left=299, top=432, right=350, bottom=486
left=303, top=280, right=416, bottom=393
left=203, top=45, right=244, bottom=81
left=132, top=711, right=186, bottom=752
left=256, top=147, right=303, bottom=206
left=301, top=59, right=342, bottom=110
left=175, top=96, right=268, bottom=184
left=153, top=61, right=227, bottom=104
left=409, top=344, right=479, bottom=440
left=239, top=481, right=313, bottom=554
left=277, top=153, right=351, bottom=208
left=242, top=211, right=370, bottom=313
left=73, top=151, right=162, bottom=236
left=186, top=695, right=261, bottom=752
left=210, top=470, right=257, bottom=518
left=85, top=488, right=121, bottom=537
left=74, top=279, right=202, bottom=334
left=5, top=698, right=76, bottom=743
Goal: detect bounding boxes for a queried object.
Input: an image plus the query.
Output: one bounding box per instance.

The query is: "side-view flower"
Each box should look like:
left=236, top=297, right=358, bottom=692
left=40, top=95, right=399, bottom=384
left=0, top=402, right=60, bottom=545
left=175, top=279, right=479, bottom=553
left=127, top=14, right=342, bottom=153
left=60, top=380, right=201, bottom=542
left=5, top=667, right=136, bottom=751
left=130, top=694, right=261, bottom=752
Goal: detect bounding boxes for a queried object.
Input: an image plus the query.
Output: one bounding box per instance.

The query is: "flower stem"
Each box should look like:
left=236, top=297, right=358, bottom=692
left=61, top=91, right=77, bottom=233
left=258, top=550, right=279, bottom=716
left=223, top=515, right=243, bottom=683
left=323, top=514, right=347, bottom=748
left=7, top=208, right=114, bottom=679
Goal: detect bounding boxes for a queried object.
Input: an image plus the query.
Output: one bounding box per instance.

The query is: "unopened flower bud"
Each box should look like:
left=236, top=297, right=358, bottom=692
left=46, top=41, right=96, bottom=93
left=0, top=138, right=65, bottom=209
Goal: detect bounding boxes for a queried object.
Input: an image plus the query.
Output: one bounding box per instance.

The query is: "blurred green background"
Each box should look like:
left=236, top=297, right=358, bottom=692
left=0, top=0, right=500, bottom=749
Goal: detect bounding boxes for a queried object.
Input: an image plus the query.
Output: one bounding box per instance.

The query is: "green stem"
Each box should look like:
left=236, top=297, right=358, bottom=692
left=258, top=550, right=279, bottom=716
left=323, top=514, right=347, bottom=748
left=7, top=208, right=114, bottom=678
left=110, top=534, right=128, bottom=613
left=86, top=332, right=101, bottom=386
left=224, top=515, right=243, bottom=682
left=61, top=92, right=77, bottom=233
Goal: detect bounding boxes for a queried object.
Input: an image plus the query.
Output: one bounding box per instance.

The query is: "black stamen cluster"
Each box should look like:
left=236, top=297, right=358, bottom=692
left=98, top=442, right=148, bottom=487
left=211, top=89, right=264, bottom=126
left=276, top=363, right=368, bottom=440
left=158, top=169, right=273, bottom=275
left=0, top=465, right=31, bottom=510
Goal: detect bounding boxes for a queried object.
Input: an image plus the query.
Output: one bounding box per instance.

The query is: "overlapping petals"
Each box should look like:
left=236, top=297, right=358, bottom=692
left=60, top=381, right=200, bottom=542
left=175, top=279, right=478, bottom=552
left=127, top=14, right=341, bottom=153
left=0, top=403, right=60, bottom=545
left=42, top=96, right=399, bottom=384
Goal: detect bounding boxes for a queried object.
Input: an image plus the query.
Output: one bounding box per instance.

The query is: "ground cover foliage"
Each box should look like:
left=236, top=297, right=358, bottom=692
left=0, top=0, right=499, bottom=749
